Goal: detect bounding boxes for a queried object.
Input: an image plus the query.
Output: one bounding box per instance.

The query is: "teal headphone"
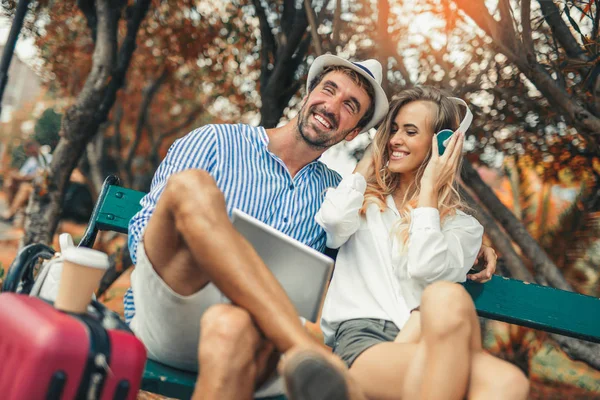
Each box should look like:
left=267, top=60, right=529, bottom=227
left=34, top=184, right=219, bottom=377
left=436, top=97, right=473, bottom=156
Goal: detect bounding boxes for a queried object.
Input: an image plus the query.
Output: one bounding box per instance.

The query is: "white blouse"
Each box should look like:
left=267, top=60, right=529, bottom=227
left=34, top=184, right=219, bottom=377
left=316, top=173, right=483, bottom=346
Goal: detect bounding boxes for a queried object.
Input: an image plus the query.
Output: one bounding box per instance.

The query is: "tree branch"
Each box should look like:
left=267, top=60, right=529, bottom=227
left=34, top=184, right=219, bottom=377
left=251, top=0, right=277, bottom=89
left=112, top=102, right=124, bottom=173
left=455, top=0, right=600, bottom=148
left=391, top=53, right=413, bottom=87
left=77, top=0, right=98, bottom=43
left=86, top=124, right=107, bottom=197
left=498, top=0, right=518, bottom=49
left=281, top=0, right=296, bottom=37
left=145, top=104, right=204, bottom=171
left=97, top=0, right=152, bottom=123
left=521, top=0, right=535, bottom=59
left=454, top=0, right=521, bottom=61
left=377, top=0, right=390, bottom=94
left=537, top=0, right=587, bottom=62
left=332, top=0, right=342, bottom=49
left=124, top=68, right=168, bottom=186
left=593, top=1, right=600, bottom=44
left=74, top=0, right=120, bottom=116
left=304, top=0, right=323, bottom=56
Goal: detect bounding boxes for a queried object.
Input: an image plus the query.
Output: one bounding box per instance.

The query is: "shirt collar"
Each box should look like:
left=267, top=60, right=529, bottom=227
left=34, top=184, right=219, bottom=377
left=259, top=126, right=322, bottom=170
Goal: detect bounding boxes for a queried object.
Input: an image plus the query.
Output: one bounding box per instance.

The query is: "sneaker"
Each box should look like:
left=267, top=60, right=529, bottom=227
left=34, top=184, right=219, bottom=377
left=283, top=350, right=349, bottom=400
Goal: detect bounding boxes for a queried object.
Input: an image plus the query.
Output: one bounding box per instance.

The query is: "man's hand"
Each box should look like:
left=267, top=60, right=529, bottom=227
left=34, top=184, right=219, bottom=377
left=467, top=244, right=497, bottom=283
left=354, top=144, right=375, bottom=178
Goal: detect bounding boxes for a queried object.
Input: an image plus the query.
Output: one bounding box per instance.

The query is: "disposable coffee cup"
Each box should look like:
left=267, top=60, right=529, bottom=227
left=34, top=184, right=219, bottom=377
left=54, top=247, right=110, bottom=314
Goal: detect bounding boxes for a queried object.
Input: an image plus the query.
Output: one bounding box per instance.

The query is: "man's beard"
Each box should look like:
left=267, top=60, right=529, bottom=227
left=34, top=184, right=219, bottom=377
left=297, top=104, right=353, bottom=150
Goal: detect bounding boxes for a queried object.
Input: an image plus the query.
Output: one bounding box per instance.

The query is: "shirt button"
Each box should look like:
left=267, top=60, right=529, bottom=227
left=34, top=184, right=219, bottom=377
left=289, top=184, right=295, bottom=190
left=284, top=217, right=288, bottom=223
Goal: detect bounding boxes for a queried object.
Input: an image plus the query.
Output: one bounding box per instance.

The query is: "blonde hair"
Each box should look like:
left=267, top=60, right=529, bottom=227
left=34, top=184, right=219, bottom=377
left=360, top=86, right=468, bottom=245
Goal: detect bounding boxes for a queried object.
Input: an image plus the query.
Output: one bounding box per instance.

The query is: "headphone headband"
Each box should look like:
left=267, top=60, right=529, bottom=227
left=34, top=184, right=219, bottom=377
left=447, top=97, right=473, bottom=134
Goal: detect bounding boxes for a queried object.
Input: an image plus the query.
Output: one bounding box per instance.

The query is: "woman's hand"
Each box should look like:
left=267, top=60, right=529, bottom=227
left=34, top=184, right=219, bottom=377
left=418, top=131, right=464, bottom=208
left=421, top=130, right=464, bottom=190
left=354, top=143, right=376, bottom=178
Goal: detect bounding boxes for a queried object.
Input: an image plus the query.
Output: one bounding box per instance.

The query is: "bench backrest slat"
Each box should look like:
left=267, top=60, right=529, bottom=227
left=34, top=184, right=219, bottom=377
left=464, top=277, right=600, bottom=343
left=96, top=185, right=144, bottom=233
left=97, top=184, right=600, bottom=342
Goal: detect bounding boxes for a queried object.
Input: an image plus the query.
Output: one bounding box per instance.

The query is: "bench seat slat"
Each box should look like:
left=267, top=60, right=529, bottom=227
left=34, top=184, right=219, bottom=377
left=142, top=360, right=286, bottom=400
left=463, top=276, right=600, bottom=343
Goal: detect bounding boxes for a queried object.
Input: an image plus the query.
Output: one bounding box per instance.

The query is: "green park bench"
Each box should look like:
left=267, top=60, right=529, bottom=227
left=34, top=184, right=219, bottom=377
left=4, top=175, right=600, bottom=399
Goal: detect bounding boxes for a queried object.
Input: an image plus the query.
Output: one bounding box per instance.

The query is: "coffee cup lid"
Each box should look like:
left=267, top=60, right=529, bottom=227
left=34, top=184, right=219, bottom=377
left=62, top=247, right=110, bottom=270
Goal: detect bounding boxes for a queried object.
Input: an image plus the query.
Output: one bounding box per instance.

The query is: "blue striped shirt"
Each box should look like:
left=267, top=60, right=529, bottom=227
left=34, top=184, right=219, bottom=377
left=124, top=123, right=341, bottom=322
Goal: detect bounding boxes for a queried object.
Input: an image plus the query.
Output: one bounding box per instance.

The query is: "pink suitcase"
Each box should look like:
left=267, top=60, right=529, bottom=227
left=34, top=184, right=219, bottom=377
left=0, top=293, right=147, bottom=400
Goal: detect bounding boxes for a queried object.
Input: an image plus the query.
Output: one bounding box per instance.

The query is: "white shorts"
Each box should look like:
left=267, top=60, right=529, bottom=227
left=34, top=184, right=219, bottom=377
left=129, top=236, right=284, bottom=397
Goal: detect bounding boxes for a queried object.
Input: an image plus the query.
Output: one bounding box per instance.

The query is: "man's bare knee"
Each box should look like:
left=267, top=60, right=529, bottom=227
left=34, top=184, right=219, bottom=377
left=421, top=282, right=474, bottom=339
left=165, top=170, right=227, bottom=227
left=166, top=170, right=221, bottom=204
left=200, top=304, right=261, bottom=364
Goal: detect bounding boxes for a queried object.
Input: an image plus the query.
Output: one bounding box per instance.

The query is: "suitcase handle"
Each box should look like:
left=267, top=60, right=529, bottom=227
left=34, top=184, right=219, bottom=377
left=2, top=243, right=55, bottom=293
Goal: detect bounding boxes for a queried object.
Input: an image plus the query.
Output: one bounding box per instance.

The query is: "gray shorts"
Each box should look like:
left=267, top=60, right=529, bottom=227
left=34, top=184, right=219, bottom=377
left=332, top=318, right=400, bottom=368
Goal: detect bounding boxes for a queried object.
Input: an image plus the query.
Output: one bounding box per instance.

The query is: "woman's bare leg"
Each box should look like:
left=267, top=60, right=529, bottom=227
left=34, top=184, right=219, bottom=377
left=459, top=288, right=529, bottom=400
left=349, top=341, right=419, bottom=400
left=348, top=282, right=473, bottom=400
left=397, top=289, right=529, bottom=400
left=347, top=282, right=529, bottom=400
left=402, top=282, right=474, bottom=400
left=467, top=352, right=529, bottom=400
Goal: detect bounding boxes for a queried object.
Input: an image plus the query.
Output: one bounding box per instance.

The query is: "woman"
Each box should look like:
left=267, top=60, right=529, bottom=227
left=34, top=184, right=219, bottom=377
left=316, top=86, right=529, bottom=400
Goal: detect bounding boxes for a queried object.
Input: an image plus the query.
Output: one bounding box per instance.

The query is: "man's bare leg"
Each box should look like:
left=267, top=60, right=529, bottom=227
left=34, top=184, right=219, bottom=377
left=1, top=182, right=32, bottom=219
left=193, top=304, right=278, bottom=400
left=3, top=173, right=19, bottom=204
left=143, top=170, right=325, bottom=352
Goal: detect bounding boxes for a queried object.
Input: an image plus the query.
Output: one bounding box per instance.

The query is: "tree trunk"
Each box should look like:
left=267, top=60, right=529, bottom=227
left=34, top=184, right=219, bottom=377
left=124, top=69, right=168, bottom=187
left=87, top=124, right=108, bottom=198
left=21, top=0, right=151, bottom=246
left=253, top=0, right=311, bottom=128
left=459, top=186, right=537, bottom=283
left=549, top=333, right=600, bottom=371
left=377, top=0, right=390, bottom=94
left=461, top=180, right=600, bottom=370
left=149, top=105, right=204, bottom=170
left=461, top=161, right=573, bottom=291
left=304, top=0, right=322, bottom=56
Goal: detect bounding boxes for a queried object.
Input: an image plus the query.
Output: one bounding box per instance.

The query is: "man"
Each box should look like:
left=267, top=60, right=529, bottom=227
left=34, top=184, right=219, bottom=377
left=126, top=54, right=496, bottom=400
left=1, top=141, right=52, bottom=223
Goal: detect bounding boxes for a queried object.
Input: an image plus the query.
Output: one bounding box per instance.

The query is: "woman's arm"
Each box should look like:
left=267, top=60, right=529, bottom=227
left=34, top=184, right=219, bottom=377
left=315, top=173, right=367, bottom=248
left=315, top=145, right=375, bottom=248
left=406, top=209, right=483, bottom=283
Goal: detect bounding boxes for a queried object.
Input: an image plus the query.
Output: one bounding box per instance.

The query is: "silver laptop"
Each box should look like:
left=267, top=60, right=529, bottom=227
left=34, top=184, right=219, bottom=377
left=231, top=208, right=334, bottom=322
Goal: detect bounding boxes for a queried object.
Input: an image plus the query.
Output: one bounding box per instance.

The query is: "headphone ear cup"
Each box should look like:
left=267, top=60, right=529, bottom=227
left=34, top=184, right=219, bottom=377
left=436, top=129, right=454, bottom=156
